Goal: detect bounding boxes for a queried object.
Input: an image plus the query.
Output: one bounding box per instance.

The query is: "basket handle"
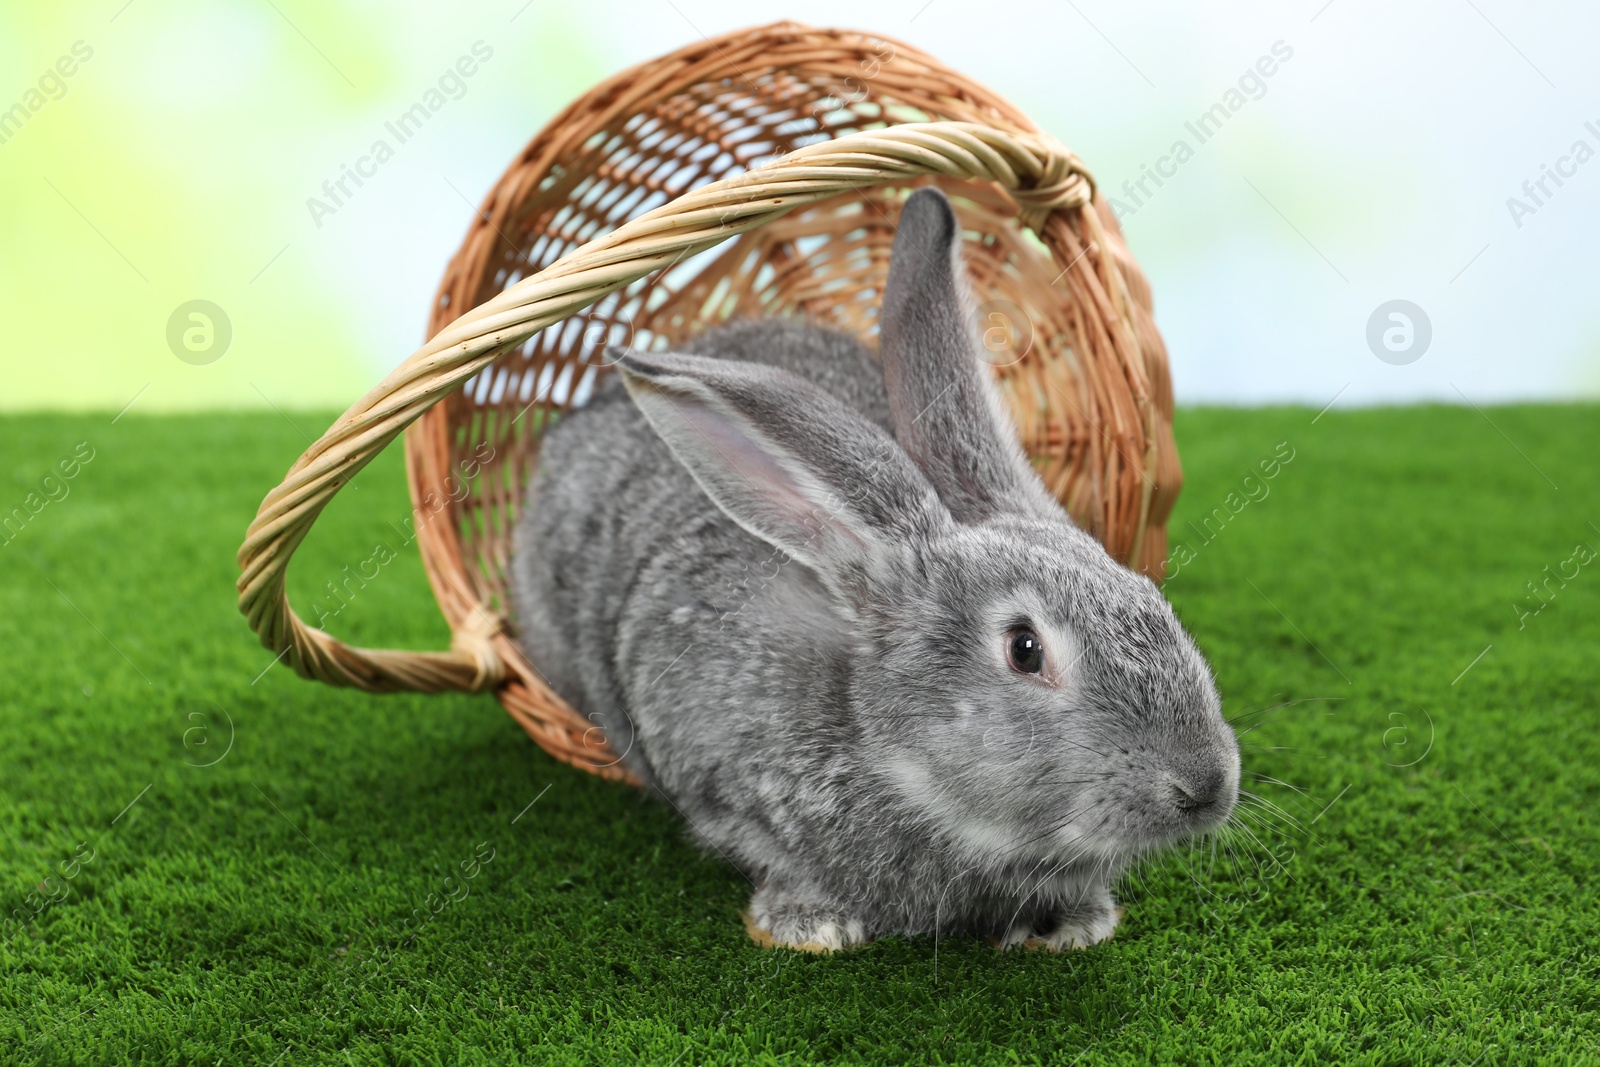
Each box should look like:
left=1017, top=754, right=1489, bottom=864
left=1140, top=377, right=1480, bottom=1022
left=236, top=121, right=1099, bottom=694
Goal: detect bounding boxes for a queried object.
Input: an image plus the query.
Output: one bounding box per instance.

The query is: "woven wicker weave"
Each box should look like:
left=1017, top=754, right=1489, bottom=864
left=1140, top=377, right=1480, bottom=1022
left=237, top=21, right=1182, bottom=786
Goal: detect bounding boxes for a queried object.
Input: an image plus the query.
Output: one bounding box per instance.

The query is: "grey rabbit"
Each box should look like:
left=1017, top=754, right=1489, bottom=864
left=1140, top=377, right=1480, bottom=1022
left=511, top=187, right=1239, bottom=952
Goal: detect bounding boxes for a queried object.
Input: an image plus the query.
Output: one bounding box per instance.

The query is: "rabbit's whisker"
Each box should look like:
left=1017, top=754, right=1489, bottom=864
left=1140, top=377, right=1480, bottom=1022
left=1225, top=695, right=1343, bottom=727
left=1236, top=790, right=1306, bottom=834
left=1242, top=772, right=1311, bottom=798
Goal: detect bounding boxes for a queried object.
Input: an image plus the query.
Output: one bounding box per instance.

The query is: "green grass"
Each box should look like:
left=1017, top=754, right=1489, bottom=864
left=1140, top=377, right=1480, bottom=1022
left=1, top=403, right=1597, bottom=1065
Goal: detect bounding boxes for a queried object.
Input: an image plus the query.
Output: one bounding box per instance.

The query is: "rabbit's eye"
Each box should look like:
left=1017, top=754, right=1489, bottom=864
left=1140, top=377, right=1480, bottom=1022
left=1006, top=628, right=1044, bottom=674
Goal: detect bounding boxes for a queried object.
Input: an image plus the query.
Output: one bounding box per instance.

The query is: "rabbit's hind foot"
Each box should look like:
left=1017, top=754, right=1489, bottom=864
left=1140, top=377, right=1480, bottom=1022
left=744, top=883, right=869, bottom=953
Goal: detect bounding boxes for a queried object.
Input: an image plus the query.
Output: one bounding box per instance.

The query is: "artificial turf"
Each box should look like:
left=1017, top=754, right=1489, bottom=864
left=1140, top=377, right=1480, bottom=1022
left=0, top=402, right=1596, bottom=1065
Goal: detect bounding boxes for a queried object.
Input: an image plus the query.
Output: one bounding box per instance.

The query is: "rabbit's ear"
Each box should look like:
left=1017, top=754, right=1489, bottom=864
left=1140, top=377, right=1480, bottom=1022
left=879, top=187, right=1056, bottom=523
left=617, top=349, right=946, bottom=584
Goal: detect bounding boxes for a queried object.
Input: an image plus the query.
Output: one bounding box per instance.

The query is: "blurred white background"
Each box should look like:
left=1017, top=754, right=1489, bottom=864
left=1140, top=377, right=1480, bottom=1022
left=2, top=0, right=1594, bottom=409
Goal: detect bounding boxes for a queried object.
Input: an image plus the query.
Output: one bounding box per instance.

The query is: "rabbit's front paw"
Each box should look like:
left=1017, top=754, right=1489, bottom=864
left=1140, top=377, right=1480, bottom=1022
left=744, top=884, right=868, bottom=953
left=1001, top=892, right=1120, bottom=952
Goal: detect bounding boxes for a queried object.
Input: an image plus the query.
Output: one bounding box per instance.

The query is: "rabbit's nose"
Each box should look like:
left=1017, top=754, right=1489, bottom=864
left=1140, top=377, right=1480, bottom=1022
left=1167, top=767, right=1227, bottom=812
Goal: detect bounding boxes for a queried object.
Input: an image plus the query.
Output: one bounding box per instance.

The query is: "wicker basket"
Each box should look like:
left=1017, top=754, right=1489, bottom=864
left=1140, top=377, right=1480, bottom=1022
left=236, top=22, right=1182, bottom=786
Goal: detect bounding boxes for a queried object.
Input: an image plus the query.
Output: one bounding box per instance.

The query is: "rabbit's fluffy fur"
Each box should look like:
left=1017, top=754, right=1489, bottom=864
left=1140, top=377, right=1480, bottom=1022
left=511, top=188, right=1239, bottom=952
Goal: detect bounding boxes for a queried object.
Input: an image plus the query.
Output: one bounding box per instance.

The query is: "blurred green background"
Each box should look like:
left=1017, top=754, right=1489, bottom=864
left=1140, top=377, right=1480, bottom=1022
left=0, top=1, right=605, bottom=412
left=3, top=1, right=1595, bottom=412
